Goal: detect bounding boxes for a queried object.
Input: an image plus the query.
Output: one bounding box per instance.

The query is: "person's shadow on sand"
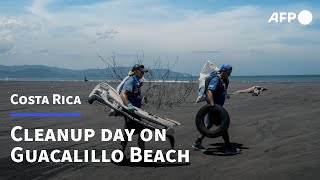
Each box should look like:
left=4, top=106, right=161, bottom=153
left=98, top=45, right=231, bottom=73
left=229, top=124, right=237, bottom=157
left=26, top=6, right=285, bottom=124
left=112, top=159, right=190, bottom=167
left=203, top=143, right=249, bottom=156
left=112, top=153, right=191, bottom=167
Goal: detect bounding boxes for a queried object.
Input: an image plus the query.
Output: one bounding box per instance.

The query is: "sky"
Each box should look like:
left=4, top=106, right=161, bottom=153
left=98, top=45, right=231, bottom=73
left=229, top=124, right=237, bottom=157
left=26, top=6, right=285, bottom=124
left=0, top=0, right=319, bottom=75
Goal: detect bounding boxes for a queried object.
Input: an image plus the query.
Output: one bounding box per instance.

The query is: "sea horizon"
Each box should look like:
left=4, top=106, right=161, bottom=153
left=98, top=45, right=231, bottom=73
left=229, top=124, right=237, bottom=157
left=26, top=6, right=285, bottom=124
left=1, top=74, right=320, bottom=83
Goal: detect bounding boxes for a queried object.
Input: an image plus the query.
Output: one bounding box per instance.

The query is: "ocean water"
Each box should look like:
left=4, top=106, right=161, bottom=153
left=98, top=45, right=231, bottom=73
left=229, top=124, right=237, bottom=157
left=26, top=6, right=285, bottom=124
left=1, top=75, right=320, bottom=83
left=229, top=75, right=320, bottom=83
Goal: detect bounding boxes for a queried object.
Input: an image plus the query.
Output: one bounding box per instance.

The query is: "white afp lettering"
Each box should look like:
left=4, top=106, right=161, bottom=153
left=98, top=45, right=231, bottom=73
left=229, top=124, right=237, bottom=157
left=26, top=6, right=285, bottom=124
left=268, top=12, right=297, bottom=23
left=268, top=10, right=313, bottom=25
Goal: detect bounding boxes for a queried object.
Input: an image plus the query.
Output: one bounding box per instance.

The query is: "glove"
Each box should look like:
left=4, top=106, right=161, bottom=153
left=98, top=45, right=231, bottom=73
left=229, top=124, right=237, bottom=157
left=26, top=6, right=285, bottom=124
left=127, top=103, right=135, bottom=113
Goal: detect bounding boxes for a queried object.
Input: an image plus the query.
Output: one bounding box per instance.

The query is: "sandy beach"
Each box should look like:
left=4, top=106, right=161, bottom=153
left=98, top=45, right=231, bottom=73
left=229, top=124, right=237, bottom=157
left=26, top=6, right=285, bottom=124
left=0, top=81, right=319, bottom=180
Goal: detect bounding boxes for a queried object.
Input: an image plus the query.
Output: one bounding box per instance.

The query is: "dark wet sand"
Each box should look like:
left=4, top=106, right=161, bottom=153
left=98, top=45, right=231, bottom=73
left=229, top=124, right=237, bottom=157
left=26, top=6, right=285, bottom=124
left=0, top=81, right=319, bottom=180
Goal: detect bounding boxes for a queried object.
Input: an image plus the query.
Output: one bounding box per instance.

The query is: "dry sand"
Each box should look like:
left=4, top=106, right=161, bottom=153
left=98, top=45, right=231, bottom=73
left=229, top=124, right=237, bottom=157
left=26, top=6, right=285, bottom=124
left=0, top=81, right=319, bottom=180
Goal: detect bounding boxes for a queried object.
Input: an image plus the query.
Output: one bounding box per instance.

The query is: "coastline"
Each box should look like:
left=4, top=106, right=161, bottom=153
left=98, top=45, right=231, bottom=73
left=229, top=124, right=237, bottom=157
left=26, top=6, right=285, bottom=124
left=1, top=74, right=320, bottom=83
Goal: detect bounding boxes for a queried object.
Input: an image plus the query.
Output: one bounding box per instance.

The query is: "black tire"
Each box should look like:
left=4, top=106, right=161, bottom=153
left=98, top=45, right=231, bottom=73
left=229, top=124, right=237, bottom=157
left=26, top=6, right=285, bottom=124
left=195, top=104, right=230, bottom=138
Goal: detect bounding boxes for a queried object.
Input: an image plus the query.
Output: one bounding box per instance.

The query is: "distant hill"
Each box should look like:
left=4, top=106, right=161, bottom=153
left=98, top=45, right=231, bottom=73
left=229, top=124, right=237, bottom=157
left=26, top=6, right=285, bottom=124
left=0, top=65, right=193, bottom=80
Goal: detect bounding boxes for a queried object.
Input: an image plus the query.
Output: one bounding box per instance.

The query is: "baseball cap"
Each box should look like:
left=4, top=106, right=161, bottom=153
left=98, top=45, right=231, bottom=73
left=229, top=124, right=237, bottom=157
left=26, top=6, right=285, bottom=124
left=132, top=64, right=148, bottom=72
left=220, top=64, right=232, bottom=71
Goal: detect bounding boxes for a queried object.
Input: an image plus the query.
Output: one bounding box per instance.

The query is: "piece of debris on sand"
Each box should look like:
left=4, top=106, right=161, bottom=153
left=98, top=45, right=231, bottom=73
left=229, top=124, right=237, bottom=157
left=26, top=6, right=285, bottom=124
left=231, top=86, right=267, bottom=96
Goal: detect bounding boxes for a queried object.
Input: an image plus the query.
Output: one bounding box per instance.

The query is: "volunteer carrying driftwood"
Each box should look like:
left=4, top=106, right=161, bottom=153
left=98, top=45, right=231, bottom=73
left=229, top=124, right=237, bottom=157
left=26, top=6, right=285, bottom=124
left=118, top=64, right=148, bottom=157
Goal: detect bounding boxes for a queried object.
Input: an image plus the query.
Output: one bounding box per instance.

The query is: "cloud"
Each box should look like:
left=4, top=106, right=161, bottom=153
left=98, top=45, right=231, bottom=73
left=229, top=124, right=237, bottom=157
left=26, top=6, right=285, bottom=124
left=19, top=1, right=320, bottom=54
left=39, top=49, right=49, bottom=54
left=0, top=0, right=319, bottom=75
left=192, top=51, right=221, bottom=54
left=96, top=29, right=118, bottom=40
left=0, top=16, right=23, bottom=41
left=27, top=0, right=54, bottom=22
left=0, top=39, right=14, bottom=54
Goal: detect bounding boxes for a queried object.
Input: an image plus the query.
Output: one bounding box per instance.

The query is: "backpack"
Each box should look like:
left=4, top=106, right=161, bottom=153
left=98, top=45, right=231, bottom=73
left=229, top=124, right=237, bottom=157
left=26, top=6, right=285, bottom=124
left=204, top=74, right=217, bottom=93
left=196, top=61, right=220, bottom=103
left=206, top=75, right=228, bottom=95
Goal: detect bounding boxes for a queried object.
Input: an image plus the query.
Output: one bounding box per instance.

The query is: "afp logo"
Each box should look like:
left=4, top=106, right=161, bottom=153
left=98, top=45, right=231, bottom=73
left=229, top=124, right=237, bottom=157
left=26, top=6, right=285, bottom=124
left=268, top=10, right=313, bottom=25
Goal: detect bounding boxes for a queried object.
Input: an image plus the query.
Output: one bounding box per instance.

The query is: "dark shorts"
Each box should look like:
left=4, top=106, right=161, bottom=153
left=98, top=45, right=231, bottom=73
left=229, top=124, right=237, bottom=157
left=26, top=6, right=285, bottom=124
left=123, top=115, right=145, bottom=134
left=206, top=108, right=222, bottom=129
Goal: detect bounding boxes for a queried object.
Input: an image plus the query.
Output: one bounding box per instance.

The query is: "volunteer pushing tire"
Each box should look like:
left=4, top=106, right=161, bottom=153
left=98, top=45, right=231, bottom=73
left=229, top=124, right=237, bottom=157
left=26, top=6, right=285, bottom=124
left=195, top=104, right=230, bottom=138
